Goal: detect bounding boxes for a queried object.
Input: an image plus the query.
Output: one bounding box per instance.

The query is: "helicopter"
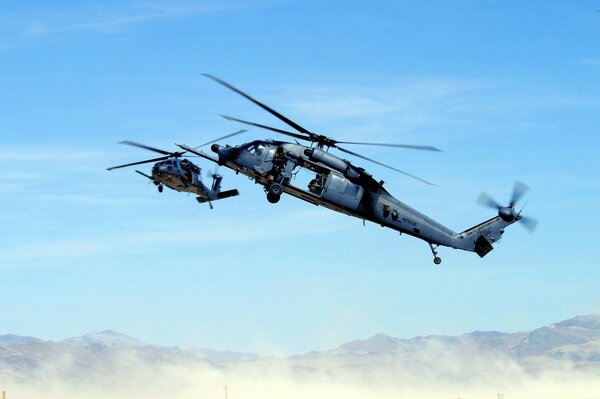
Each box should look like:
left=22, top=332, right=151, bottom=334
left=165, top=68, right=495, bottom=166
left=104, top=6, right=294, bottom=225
left=107, top=137, right=242, bottom=208
left=176, top=75, right=538, bottom=264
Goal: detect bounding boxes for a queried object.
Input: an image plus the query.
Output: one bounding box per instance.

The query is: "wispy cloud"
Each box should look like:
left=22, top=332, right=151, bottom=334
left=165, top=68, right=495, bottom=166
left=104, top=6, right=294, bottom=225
left=574, top=58, right=600, bottom=65
left=245, top=77, right=598, bottom=145
left=281, top=78, right=478, bottom=123
left=0, top=209, right=351, bottom=265
left=24, top=2, right=236, bottom=36
left=0, top=147, right=103, bottom=162
left=0, top=2, right=238, bottom=48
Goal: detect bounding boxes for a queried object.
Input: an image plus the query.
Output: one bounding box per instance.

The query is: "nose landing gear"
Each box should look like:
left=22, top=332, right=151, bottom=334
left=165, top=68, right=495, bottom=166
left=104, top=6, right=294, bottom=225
left=428, top=243, right=442, bottom=265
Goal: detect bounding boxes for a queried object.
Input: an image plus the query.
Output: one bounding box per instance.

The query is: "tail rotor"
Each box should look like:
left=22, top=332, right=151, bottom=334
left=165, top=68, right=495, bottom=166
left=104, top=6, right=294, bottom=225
left=208, top=166, right=223, bottom=193
left=477, top=181, right=538, bottom=232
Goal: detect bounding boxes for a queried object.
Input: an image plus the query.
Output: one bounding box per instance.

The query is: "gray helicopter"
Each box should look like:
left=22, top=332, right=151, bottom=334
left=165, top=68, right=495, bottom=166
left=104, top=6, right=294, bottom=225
left=107, top=138, right=241, bottom=208
left=177, top=75, right=537, bottom=264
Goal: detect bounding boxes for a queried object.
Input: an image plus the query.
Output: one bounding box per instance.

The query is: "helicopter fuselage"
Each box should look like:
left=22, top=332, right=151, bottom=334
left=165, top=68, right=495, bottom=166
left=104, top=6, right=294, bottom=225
left=151, top=159, right=209, bottom=196
left=107, top=139, right=241, bottom=209
left=172, top=74, right=535, bottom=263
left=206, top=140, right=517, bottom=259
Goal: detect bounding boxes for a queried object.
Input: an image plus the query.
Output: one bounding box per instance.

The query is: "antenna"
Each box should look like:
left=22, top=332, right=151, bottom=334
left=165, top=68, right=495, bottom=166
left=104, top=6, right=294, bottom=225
left=224, top=384, right=228, bottom=399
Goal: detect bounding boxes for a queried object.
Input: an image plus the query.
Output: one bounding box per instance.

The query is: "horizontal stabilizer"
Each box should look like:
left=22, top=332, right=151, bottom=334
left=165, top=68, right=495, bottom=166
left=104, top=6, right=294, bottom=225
left=196, top=189, right=239, bottom=204
left=217, top=189, right=239, bottom=199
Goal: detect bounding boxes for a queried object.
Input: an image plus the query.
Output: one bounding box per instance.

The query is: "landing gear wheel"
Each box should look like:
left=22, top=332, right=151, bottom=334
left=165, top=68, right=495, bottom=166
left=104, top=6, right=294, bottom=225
left=158, top=184, right=164, bottom=193
left=266, top=192, right=280, bottom=203
left=268, top=183, right=282, bottom=196
left=428, top=243, right=442, bottom=266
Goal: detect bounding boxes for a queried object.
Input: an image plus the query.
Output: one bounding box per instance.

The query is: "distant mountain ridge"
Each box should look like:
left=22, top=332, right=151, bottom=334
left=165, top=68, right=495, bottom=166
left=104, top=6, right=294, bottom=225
left=303, top=314, right=600, bottom=373
left=0, top=334, right=40, bottom=347
left=60, top=330, right=147, bottom=348
left=2, top=314, right=600, bottom=374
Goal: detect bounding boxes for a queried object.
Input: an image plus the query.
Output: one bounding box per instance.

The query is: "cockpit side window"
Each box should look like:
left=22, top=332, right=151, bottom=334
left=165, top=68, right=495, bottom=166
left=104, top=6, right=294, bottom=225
left=255, top=144, right=264, bottom=156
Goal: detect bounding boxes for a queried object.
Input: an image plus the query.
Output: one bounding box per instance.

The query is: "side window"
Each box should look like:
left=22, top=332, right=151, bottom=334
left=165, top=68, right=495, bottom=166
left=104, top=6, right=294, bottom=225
left=345, top=183, right=360, bottom=197
left=255, top=145, right=264, bottom=156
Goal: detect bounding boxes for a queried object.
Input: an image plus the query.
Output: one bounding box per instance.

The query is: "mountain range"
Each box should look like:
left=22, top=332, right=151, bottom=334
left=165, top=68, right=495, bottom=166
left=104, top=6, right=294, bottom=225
left=2, top=314, right=600, bottom=384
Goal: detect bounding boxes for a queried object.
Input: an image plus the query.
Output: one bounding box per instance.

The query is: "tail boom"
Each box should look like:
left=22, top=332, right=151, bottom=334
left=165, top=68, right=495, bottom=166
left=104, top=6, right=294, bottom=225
left=450, top=216, right=515, bottom=257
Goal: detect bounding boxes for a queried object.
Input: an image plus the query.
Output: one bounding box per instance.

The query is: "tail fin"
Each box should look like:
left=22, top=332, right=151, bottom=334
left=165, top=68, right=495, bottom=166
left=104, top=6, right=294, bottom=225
left=455, top=216, right=513, bottom=257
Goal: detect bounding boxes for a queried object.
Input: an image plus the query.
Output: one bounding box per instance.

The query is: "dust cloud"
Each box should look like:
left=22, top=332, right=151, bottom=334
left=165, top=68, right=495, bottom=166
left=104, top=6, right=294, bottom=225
left=2, top=349, right=600, bottom=399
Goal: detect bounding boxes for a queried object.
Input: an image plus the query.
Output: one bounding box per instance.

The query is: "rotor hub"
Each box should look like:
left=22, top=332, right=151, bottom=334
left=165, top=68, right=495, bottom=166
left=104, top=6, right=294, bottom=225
left=498, top=206, right=516, bottom=222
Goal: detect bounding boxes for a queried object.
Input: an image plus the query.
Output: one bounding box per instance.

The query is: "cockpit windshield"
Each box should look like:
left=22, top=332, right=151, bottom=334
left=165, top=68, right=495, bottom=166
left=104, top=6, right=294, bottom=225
left=245, top=142, right=264, bottom=156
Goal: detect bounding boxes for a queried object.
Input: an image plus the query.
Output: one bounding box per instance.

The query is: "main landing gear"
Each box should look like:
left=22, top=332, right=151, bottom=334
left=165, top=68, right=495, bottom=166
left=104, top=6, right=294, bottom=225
left=428, top=243, right=442, bottom=265
left=156, top=182, right=164, bottom=193
left=266, top=182, right=282, bottom=203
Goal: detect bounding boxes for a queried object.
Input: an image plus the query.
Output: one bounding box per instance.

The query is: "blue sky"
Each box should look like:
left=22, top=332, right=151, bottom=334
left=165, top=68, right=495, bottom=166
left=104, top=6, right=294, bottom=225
left=1, top=1, right=599, bottom=354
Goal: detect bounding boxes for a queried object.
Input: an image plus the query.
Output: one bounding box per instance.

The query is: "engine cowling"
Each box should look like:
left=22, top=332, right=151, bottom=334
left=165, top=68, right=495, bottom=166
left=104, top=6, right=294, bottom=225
left=304, top=148, right=360, bottom=179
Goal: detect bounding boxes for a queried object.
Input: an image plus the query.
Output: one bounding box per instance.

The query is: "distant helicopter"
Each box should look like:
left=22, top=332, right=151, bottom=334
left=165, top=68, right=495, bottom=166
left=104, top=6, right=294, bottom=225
left=107, top=138, right=242, bottom=208
left=176, top=75, right=538, bottom=264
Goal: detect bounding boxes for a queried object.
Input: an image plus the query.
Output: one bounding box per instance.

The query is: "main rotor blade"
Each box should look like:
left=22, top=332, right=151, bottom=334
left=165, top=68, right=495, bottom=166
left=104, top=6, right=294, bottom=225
left=336, top=145, right=437, bottom=186
left=220, top=115, right=310, bottom=141
left=519, top=215, right=539, bottom=232
left=119, top=141, right=171, bottom=155
left=510, top=181, right=529, bottom=206
left=193, top=129, right=248, bottom=149
left=135, top=170, right=153, bottom=180
left=107, top=156, right=170, bottom=171
left=335, top=141, right=442, bottom=152
left=477, top=192, right=502, bottom=210
left=203, top=74, right=312, bottom=135
left=175, top=144, right=219, bottom=163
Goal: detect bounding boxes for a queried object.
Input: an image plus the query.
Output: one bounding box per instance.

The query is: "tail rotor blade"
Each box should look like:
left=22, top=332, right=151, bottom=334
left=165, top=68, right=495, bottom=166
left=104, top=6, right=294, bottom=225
left=510, top=181, right=529, bottom=206
left=477, top=192, right=502, bottom=210
left=210, top=165, right=220, bottom=178
left=519, top=215, right=539, bottom=232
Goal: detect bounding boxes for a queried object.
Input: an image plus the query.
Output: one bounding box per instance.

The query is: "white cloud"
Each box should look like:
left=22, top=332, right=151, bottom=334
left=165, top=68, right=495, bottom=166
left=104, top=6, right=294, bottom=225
left=0, top=1, right=239, bottom=49
left=0, top=209, right=352, bottom=265
left=241, top=77, right=598, bottom=147
left=574, top=58, right=600, bottom=65
left=0, top=147, right=103, bottom=162
left=24, top=2, right=236, bottom=36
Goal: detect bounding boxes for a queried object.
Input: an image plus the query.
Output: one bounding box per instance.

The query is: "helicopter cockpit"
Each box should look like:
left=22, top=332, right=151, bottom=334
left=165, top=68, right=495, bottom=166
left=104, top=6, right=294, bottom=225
left=244, top=142, right=265, bottom=157
left=153, top=159, right=180, bottom=174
